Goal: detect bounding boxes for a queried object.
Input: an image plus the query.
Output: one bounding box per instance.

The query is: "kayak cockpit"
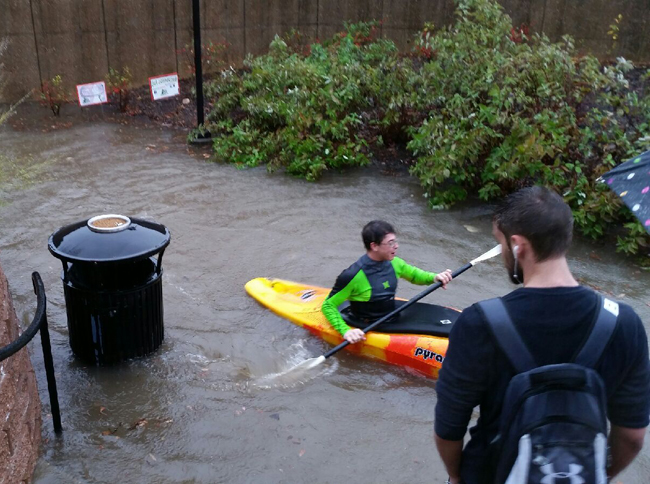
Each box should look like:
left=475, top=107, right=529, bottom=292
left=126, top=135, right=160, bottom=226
left=340, top=301, right=460, bottom=338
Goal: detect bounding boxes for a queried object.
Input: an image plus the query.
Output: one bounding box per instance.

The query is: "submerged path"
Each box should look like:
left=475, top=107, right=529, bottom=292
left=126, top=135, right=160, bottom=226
left=1, top=114, right=649, bottom=483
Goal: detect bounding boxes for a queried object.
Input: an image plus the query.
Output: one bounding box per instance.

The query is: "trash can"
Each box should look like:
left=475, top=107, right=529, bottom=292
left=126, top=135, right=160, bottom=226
left=48, top=214, right=171, bottom=365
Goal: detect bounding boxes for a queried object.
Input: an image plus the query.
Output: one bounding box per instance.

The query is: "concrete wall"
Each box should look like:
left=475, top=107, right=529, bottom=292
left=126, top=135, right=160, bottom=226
left=1, top=0, right=649, bottom=102
left=0, top=265, right=42, bottom=484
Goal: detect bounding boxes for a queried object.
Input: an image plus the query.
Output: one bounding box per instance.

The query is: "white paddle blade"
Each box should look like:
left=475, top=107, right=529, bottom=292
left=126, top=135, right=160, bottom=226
left=254, top=356, right=326, bottom=388
left=292, top=355, right=326, bottom=371
left=470, top=244, right=502, bottom=265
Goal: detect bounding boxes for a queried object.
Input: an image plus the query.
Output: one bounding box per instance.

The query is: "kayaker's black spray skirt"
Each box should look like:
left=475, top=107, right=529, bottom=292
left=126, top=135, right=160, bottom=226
left=48, top=215, right=171, bottom=365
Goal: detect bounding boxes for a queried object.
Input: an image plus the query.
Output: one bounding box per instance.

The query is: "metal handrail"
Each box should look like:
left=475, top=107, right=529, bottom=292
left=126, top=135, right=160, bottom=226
left=0, top=272, right=61, bottom=433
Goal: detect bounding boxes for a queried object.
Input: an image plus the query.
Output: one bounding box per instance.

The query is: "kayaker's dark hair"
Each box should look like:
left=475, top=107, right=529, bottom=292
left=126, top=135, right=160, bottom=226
left=494, top=186, right=574, bottom=261
left=362, top=220, right=395, bottom=250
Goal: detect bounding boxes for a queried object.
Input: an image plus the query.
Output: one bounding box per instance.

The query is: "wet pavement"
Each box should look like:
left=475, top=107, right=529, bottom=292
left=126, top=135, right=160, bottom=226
left=1, top=110, right=649, bottom=483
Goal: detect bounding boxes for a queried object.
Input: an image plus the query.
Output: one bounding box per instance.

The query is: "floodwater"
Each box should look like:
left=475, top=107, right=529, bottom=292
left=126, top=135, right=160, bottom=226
left=1, top=112, right=649, bottom=484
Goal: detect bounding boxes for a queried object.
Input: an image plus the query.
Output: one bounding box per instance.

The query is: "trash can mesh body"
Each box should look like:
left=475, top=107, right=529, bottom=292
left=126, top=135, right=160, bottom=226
left=63, top=264, right=164, bottom=365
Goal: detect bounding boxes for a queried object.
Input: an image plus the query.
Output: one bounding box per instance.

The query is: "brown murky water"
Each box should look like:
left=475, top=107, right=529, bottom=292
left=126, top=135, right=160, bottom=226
left=1, top=116, right=649, bottom=483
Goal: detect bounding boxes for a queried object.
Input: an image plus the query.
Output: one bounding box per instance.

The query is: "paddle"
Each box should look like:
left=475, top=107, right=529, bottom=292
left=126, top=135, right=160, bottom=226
left=286, top=244, right=503, bottom=373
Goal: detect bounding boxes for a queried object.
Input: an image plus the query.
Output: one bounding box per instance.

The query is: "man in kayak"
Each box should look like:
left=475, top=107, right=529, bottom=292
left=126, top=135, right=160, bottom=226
left=321, top=220, right=453, bottom=344
left=434, top=186, right=650, bottom=484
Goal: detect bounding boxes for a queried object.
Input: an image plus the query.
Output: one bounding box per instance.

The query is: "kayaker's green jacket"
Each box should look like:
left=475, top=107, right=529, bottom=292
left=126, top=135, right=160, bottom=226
left=321, top=255, right=437, bottom=336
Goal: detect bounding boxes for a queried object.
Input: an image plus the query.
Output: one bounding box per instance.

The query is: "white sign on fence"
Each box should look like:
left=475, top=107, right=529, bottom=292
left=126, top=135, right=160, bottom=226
left=76, top=81, right=107, bottom=106
left=149, top=73, right=180, bottom=101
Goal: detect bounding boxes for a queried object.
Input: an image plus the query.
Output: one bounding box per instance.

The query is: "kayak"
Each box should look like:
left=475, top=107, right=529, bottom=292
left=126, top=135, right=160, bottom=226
left=245, top=277, right=461, bottom=378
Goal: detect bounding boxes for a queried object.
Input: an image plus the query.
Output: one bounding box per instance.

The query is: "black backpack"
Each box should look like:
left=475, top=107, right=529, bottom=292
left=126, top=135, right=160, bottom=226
left=477, top=294, right=618, bottom=484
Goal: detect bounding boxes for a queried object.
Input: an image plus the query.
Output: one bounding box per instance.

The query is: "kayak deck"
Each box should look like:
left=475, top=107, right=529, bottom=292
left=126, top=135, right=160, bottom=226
left=245, top=277, right=459, bottom=378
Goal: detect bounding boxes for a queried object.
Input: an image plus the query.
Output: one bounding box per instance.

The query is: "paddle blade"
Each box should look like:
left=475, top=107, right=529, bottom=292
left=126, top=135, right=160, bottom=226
left=253, top=356, right=327, bottom=389
left=292, top=355, right=326, bottom=371
left=470, top=244, right=502, bottom=265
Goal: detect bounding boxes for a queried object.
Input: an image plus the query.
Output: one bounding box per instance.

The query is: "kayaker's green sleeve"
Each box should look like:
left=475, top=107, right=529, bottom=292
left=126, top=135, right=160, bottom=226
left=321, top=269, right=371, bottom=336
left=391, top=257, right=437, bottom=285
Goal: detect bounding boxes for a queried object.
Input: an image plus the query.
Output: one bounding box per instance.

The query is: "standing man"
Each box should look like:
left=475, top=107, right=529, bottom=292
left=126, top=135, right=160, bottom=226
left=434, top=186, right=650, bottom=483
left=321, top=220, right=453, bottom=343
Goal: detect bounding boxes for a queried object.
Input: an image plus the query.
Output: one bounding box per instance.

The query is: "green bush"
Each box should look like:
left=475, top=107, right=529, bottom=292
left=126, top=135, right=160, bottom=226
left=199, top=0, right=650, bottom=256
left=406, top=0, right=649, bottom=255
left=200, top=21, right=424, bottom=180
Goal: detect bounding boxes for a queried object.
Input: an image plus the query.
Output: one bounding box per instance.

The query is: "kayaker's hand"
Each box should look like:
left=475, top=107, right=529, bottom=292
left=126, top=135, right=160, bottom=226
left=435, top=269, right=453, bottom=289
left=343, top=328, right=366, bottom=344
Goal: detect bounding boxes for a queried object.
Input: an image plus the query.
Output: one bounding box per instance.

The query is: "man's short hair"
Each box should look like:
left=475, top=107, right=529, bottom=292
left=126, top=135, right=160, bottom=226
left=362, top=220, right=395, bottom=250
left=494, top=186, right=574, bottom=261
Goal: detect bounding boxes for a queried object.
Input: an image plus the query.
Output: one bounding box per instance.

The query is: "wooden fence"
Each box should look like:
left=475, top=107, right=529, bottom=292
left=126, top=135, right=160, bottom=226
left=1, top=0, right=648, bottom=102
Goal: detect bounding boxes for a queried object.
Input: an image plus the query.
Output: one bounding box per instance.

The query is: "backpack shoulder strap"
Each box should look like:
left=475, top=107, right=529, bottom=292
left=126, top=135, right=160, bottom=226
left=574, top=294, right=619, bottom=368
left=477, top=298, right=536, bottom=373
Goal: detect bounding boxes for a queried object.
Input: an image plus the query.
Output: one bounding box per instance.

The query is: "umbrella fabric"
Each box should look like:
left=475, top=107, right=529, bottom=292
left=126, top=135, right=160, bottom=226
left=600, top=150, right=650, bottom=234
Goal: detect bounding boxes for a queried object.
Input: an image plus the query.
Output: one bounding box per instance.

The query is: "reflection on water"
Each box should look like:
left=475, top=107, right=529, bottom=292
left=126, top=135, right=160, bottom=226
left=0, top=119, right=648, bottom=483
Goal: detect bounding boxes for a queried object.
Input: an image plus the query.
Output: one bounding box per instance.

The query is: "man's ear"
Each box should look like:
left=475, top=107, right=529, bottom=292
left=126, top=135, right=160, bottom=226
left=510, top=235, right=528, bottom=256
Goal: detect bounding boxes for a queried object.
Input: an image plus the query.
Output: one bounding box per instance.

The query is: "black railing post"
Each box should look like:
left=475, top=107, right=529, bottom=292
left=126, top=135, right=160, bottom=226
left=31, top=272, right=62, bottom=434
left=0, top=272, right=62, bottom=434
left=38, top=311, right=62, bottom=433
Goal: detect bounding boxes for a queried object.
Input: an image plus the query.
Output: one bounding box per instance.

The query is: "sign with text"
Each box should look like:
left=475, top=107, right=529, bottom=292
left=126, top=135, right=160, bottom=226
left=149, top=73, right=180, bottom=101
left=76, top=81, right=107, bottom=107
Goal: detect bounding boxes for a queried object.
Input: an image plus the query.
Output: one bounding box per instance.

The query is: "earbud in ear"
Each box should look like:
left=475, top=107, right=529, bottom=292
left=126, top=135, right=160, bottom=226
left=512, top=245, right=521, bottom=284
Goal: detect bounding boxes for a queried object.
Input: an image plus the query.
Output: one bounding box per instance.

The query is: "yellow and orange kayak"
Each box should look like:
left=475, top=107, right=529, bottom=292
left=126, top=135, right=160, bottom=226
left=245, top=277, right=460, bottom=379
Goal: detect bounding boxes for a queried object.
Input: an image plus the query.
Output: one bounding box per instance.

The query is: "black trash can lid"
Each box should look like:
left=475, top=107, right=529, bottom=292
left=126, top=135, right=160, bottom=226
left=48, top=214, right=171, bottom=263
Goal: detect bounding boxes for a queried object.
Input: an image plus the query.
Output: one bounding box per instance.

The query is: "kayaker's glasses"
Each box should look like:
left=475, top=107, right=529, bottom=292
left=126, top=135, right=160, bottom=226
left=381, top=239, right=398, bottom=248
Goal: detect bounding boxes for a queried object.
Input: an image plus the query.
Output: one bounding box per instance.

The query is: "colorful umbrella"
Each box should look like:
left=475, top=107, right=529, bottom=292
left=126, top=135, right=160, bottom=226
left=600, top=150, right=650, bottom=234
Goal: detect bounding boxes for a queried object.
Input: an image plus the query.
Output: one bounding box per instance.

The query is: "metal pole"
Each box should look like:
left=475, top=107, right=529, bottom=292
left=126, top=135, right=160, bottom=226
left=192, top=0, right=205, bottom=127
left=190, top=0, right=212, bottom=143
